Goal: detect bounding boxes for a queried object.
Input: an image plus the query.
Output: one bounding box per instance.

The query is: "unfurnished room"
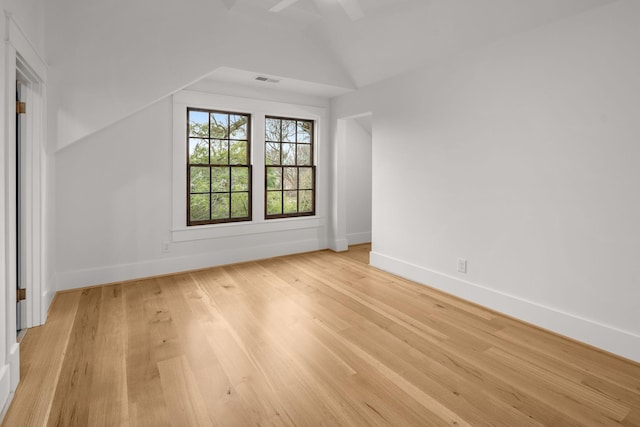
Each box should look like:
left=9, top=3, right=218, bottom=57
left=1, top=0, right=639, bottom=425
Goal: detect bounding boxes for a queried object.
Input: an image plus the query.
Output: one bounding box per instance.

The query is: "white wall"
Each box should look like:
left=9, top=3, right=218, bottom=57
left=3, top=0, right=44, bottom=55
left=54, top=87, right=331, bottom=291
left=44, top=0, right=354, bottom=151
left=345, top=117, right=372, bottom=245
left=332, top=0, right=640, bottom=361
left=1, top=0, right=46, bottom=416
left=0, top=9, right=8, bottom=416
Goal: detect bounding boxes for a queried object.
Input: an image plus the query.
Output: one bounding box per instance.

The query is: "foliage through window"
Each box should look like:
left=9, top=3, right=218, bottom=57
left=187, top=108, right=251, bottom=225
left=265, top=117, right=315, bottom=218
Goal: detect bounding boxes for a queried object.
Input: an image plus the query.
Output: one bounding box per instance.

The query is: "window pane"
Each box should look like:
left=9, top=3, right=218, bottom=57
left=229, top=140, right=247, bottom=165
left=266, top=167, right=282, bottom=191
left=230, top=114, right=247, bottom=139
left=190, top=194, right=210, bottom=221
left=299, top=190, right=313, bottom=213
left=188, top=111, right=209, bottom=137
left=297, top=144, right=311, bottom=165
left=189, top=138, right=209, bottom=164
left=211, top=139, right=228, bottom=164
left=282, top=143, right=296, bottom=165
left=299, top=167, right=313, bottom=189
left=231, top=167, right=249, bottom=191
left=265, top=142, right=280, bottom=165
left=267, top=191, right=282, bottom=215
left=283, top=191, right=297, bottom=214
left=265, top=118, right=280, bottom=141
left=282, top=120, right=296, bottom=142
left=211, top=167, right=230, bottom=192
left=283, top=167, right=297, bottom=190
left=188, top=108, right=252, bottom=225
left=231, top=192, right=249, bottom=218
left=210, top=113, right=228, bottom=138
left=190, top=167, right=209, bottom=193
left=211, top=193, right=229, bottom=220
left=297, top=121, right=311, bottom=143
left=264, top=116, right=313, bottom=220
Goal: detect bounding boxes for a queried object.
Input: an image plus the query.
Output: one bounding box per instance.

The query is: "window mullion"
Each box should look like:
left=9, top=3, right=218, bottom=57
left=264, top=116, right=315, bottom=219
left=187, top=108, right=251, bottom=225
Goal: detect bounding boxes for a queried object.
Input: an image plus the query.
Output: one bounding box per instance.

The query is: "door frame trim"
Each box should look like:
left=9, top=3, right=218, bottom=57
left=3, top=11, right=47, bottom=396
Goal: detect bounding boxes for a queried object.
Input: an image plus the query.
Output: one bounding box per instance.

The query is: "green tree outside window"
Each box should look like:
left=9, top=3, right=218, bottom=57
left=187, top=108, right=251, bottom=225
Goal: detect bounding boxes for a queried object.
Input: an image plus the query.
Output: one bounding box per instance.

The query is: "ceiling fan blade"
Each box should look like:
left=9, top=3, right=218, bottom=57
left=270, top=0, right=301, bottom=13
left=338, top=0, right=364, bottom=21
left=220, top=0, right=238, bottom=10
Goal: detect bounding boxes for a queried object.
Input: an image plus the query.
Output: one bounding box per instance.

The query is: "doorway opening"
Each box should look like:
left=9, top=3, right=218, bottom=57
left=3, top=12, right=49, bottom=401
left=15, top=79, right=27, bottom=336
left=6, top=52, right=47, bottom=339
left=344, top=114, right=372, bottom=247
left=333, top=113, right=373, bottom=262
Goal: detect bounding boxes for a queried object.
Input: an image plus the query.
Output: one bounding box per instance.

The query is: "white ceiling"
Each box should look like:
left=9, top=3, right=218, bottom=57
left=199, top=67, right=353, bottom=98
left=203, top=0, right=616, bottom=96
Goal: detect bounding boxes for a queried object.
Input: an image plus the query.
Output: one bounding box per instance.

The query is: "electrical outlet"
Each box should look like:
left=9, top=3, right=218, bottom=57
left=457, top=258, right=467, bottom=274
left=162, top=241, right=170, bottom=253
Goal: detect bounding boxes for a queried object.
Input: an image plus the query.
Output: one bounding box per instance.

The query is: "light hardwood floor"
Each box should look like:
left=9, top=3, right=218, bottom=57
left=3, top=246, right=640, bottom=426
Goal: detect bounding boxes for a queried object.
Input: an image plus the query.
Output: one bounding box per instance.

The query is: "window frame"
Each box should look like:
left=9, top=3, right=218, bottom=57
left=186, top=107, right=252, bottom=226
left=172, top=90, right=326, bottom=243
left=264, top=116, right=316, bottom=219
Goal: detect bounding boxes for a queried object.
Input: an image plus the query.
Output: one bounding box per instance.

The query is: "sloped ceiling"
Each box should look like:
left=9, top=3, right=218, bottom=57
left=222, top=0, right=617, bottom=87
left=45, top=0, right=355, bottom=150
left=45, top=0, right=616, bottom=149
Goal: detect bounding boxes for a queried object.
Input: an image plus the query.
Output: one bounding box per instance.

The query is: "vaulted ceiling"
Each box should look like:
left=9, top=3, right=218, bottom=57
left=207, top=0, right=616, bottom=89
left=45, top=0, right=616, bottom=149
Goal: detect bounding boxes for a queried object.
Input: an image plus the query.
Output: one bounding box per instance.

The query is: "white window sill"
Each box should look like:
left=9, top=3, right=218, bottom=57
left=172, top=216, right=323, bottom=242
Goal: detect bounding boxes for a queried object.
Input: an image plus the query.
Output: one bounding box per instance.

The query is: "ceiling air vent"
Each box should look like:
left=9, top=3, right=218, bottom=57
left=255, top=76, right=280, bottom=84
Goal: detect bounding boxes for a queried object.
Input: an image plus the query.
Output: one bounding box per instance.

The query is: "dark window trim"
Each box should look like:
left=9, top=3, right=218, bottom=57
left=186, top=107, right=252, bottom=226
left=264, top=116, right=316, bottom=219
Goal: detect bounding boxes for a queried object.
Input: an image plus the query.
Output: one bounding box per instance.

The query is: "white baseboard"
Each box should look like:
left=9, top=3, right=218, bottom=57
left=346, top=231, right=371, bottom=246
left=42, top=289, right=55, bottom=324
left=8, top=344, right=19, bottom=392
left=0, top=341, right=21, bottom=422
left=0, top=364, right=10, bottom=422
left=56, top=238, right=328, bottom=291
left=329, top=238, right=349, bottom=252
left=370, top=251, right=640, bottom=363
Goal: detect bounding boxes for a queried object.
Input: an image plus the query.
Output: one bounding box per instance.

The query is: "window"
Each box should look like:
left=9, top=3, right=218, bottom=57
left=265, top=117, right=315, bottom=218
left=187, top=108, right=251, bottom=225
left=174, top=92, right=326, bottom=241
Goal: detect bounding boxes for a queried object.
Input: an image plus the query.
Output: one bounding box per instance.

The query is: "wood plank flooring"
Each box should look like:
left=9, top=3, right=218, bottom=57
left=3, top=246, right=640, bottom=426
